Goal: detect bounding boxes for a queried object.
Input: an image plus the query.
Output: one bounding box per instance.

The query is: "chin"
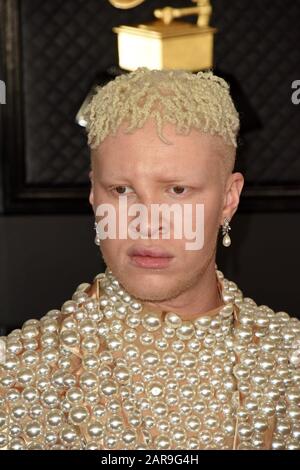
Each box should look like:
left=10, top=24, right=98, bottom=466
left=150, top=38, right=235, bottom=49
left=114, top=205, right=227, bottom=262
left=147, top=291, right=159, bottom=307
left=104, top=257, right=180, bottom=299
left=128, top=289, right=170, bottom=303
left=124, top=277, right=183, bottom=303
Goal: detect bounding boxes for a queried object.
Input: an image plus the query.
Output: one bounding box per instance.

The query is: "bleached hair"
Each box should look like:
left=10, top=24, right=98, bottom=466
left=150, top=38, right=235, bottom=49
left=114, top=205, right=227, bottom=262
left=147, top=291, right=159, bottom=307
left=83, top=67, right=240, bottom=152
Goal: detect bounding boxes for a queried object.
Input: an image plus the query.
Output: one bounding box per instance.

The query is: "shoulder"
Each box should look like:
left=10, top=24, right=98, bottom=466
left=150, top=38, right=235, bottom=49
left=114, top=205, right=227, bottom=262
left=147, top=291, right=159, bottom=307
left=233, top=297, right=300, bottom=449
left=0, top=275, right=101, bottom=368
left=240, top=295, right=299, bottom=339
left=0, top=274, right=101, bottom=380
left=219, top=271, right=300, bottom=356
left=0, top=274, right=104, bottom=449
left=234, top=295, right=300, bottom=366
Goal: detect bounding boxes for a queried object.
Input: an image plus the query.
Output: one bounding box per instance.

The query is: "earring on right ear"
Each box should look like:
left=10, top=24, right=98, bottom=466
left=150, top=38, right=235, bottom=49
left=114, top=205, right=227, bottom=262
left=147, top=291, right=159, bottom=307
left=94, top=221, right=101, bottom=246
left=222, top=217, right=231, bottom=247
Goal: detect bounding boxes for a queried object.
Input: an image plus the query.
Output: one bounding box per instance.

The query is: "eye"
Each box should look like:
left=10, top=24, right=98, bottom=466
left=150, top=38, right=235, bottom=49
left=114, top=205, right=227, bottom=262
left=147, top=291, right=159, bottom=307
left=112, top=185, right=133, bottom=195
left=170, top=186, right=187, bottom=195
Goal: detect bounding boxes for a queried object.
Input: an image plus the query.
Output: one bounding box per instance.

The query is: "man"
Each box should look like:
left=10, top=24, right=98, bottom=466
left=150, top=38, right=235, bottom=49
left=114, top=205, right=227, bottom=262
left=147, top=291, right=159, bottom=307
left=0, top=67, right=299, bottom=450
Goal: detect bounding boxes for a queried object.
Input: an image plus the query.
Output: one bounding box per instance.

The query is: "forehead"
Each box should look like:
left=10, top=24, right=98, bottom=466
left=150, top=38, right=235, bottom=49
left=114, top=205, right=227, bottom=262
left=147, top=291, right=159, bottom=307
left=92, top=118, right=225, bottom=179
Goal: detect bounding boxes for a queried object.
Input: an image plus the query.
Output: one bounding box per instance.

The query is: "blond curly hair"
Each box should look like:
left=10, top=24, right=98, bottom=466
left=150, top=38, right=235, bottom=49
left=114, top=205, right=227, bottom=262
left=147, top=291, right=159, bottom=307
left=83, top=67, right=239, bottom=177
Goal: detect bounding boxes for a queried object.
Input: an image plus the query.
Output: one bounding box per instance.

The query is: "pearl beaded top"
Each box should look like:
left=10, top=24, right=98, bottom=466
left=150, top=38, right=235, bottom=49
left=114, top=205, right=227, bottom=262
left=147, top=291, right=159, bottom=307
left=0, top=267, right=299, bottom=450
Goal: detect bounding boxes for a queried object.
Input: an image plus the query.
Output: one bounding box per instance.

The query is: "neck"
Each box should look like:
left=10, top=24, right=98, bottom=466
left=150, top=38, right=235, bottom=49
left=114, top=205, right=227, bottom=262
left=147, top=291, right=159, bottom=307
left=143, top=259, right=224, bottom=321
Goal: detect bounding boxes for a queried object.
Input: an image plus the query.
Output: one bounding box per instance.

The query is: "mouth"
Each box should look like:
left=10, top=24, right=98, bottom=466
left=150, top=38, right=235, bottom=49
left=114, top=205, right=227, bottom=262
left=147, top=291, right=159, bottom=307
left=128, top=246, right=174, bottom=270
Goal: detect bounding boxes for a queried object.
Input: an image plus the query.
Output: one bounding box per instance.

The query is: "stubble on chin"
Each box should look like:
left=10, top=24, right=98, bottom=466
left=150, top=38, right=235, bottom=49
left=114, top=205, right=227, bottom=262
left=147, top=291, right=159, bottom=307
left=101, top=251, right=214, bottom=304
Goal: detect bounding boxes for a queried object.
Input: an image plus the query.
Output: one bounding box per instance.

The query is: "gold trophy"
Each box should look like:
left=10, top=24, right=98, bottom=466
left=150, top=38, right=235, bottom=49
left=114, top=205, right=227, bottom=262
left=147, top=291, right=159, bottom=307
left=76, top=1, right=216, bottom=126
left=108, top=1, right=216, bottom=71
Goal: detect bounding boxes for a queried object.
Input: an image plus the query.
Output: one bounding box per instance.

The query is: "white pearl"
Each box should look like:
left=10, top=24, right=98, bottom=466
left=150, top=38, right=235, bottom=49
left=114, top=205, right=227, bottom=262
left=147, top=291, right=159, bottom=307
left=222, top=233, right=231, bottom=247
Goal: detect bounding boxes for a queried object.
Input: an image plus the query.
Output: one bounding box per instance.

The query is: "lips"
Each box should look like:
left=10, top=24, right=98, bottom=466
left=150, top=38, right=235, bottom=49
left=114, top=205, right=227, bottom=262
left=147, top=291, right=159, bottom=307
left=128, top=245, right=174, bottom=269
left=128, top=246, right=173, bottom=258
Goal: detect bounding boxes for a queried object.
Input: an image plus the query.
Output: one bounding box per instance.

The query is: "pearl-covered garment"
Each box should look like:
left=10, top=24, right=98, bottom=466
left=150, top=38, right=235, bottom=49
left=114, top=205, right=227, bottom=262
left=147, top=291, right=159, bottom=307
left=0, top=267, right=300, bottom=450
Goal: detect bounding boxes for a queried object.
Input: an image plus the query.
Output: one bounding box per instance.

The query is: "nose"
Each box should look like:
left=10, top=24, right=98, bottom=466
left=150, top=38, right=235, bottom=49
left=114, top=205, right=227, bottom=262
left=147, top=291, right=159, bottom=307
left=128, top=201, right=171, bottom=240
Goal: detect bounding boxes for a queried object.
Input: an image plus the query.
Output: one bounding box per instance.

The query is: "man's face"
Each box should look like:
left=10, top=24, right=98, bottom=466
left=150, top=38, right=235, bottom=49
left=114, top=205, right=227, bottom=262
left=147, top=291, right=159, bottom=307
left=89, top=118, right=243, bottom=302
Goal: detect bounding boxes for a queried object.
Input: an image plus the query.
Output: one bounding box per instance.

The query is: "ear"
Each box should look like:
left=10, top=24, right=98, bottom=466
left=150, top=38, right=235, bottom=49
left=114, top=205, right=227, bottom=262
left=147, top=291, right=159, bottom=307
left=89, top=169, right=94, bottom=208
left=221, top=172, right=244, bottom=223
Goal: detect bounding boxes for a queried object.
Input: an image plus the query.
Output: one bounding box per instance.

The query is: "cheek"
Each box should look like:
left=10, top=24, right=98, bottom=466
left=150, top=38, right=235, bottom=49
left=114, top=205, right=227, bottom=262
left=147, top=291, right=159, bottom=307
left=93, top=189, right=119, bottom=217
left=93, top=186, right=106, bottom=205
left=202, top=193, right=223, bottom=236
left=205, top=206, right=222, bottom=230
left=100, top=239, right=124, bottom=266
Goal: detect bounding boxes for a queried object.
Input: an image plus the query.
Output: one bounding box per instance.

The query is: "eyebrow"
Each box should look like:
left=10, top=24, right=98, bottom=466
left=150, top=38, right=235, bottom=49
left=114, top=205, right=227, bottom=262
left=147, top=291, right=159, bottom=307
left=97, top=175, right=196, bottom=184
left=153, top=177, right=190, bottom=183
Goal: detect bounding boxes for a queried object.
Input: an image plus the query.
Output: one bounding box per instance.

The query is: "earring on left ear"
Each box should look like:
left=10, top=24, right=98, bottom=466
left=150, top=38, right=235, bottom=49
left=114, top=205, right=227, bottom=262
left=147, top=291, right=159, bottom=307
left=94, top=221, right=101, bottom=246
left=222, top=217, right=232, bottom=247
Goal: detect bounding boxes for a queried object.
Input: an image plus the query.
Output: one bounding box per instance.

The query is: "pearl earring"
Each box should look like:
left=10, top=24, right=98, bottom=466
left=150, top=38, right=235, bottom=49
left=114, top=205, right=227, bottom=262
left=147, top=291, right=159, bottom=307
left=222, top=217, right=231, bottom=247
left=94, top=221, right=101, bottom=246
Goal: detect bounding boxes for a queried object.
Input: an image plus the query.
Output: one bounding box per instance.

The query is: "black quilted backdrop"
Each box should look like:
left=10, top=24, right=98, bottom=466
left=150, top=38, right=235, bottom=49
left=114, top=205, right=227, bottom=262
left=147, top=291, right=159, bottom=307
left=213, top=0, right=300, bottom=185
left=20, top=0, right=189, bottom=185
left=9, top=1, right=300, bottom=192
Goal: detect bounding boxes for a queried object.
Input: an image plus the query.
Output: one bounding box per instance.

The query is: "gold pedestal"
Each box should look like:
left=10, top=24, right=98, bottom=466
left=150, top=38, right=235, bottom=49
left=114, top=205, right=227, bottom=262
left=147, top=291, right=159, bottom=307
left=113, top=20, right=216, bottom=71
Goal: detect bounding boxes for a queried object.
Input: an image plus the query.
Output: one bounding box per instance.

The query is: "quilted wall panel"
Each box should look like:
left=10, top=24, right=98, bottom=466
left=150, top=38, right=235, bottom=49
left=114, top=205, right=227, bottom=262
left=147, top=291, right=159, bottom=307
left=17, top=0, right=300, bottom=189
